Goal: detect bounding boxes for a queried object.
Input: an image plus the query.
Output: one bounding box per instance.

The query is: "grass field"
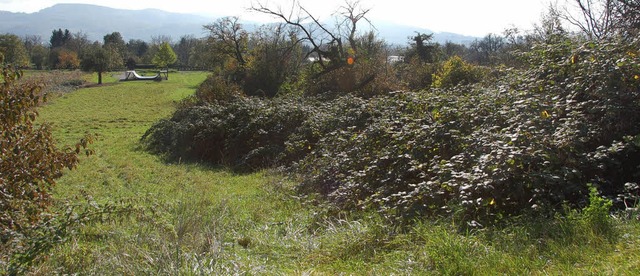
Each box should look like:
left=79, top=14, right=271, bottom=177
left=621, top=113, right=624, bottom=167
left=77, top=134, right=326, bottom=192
left=29, top=71, right=640, bottom=274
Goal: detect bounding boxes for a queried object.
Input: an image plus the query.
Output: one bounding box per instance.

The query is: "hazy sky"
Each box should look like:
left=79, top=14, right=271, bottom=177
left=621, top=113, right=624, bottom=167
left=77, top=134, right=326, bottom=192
left=0, top=0, right=551, bottom=37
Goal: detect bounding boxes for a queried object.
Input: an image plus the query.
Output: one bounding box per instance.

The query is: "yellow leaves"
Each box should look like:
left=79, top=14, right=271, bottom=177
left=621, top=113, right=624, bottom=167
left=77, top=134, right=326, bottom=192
left=541, top=110, right=551, bottom=119
left=634, top=75, right=640, bottom=80
left=571, top=54, right=579, bottom=64
left=431, top=109, right=441, bottom=121
left=489, top=198, right=496, bottom=206
left=347, top=47, right=356, bottom=56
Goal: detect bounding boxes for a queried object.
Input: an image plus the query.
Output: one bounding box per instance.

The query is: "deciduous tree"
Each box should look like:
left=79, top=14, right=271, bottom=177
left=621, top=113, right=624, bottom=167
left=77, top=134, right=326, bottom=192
left=152, top=41, right=177, bottom=69
left=0, top=34, right=29, bottom=67
left=81, top=43, right=117, bottom=84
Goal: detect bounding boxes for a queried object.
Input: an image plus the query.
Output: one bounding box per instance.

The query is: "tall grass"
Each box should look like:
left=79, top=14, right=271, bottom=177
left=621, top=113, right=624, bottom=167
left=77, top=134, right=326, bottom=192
left=27, top=71, right=640, bottom=274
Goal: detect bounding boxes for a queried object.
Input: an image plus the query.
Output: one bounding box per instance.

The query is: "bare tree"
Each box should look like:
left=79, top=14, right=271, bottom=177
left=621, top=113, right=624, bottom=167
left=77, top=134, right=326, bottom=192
left=336, top=1, right=374, bottom=54
left=203, top=16, right=248, bottom=66
left=244, top=23, right=306, bottom=96
left=558, top=0, right=615, bottom=40
left=557, top=0, right=640, bottom=39
left=151, top=35, right=173, bottom=45
left=532, top=4, right=569, bottom=43
left=250, top=0, right=372, bottom=76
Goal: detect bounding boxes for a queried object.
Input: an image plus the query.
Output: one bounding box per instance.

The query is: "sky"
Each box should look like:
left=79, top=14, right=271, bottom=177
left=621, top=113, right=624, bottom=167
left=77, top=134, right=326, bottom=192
left=0, top=0, right=552, bottom=37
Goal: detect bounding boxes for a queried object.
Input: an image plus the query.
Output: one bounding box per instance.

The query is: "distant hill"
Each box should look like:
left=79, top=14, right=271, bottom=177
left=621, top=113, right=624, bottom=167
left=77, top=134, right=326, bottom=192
left=0, top=3, right=477, bottom=45
left=0, top=4, right=212, bottom=42
left=373, top=22, right=477, bottom=46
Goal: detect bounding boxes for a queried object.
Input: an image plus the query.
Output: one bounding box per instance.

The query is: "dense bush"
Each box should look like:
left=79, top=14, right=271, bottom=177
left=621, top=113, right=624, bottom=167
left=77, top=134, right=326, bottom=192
left=144, top=36, right=640, bottom=223
left=395, top=56, right=439, bottom=91
left=432, top=55, right=485, bottom=88
left=191, top=75, right=243, bottom=105
left=142, top=95, right=320, bottom=171
left=297, top=37, right=640, bottom=221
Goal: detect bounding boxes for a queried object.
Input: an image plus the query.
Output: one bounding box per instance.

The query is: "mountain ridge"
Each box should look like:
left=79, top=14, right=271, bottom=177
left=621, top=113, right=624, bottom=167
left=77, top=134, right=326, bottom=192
left=0, top=3, right=477, bottom=45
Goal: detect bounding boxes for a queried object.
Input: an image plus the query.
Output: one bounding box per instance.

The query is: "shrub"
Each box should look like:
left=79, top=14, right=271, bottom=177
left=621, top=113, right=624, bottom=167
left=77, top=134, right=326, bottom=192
left=432, top=55, right=485, bottom=89
left=395, top=56, right=439, bottom=91
left=583, top=185, right=616, bottom=238
left=142, top=95, right=318, bottom=171
left=1, top=56, right=92, bottom=271
left=192, top=74, right=243, bottom=105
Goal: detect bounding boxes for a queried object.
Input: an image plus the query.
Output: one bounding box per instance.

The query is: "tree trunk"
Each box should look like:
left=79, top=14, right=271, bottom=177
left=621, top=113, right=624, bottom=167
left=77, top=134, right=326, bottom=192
left=98, top=71, right=102, bottom=84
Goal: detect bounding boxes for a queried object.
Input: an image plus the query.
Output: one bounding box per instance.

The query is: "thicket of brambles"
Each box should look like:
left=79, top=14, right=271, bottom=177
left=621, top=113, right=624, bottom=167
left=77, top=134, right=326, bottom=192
left=142, top=0, right=640, bottom=222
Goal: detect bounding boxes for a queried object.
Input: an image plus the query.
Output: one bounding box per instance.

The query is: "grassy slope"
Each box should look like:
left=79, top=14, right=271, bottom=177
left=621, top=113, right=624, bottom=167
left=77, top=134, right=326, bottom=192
left=32, top=71, right=640, bottom=274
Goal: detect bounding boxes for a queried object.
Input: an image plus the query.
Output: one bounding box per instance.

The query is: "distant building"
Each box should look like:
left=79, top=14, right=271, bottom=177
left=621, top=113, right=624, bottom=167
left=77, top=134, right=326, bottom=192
left=306, top=56, right=331, bottom=63
left=387, top=55, right=405, bottom=63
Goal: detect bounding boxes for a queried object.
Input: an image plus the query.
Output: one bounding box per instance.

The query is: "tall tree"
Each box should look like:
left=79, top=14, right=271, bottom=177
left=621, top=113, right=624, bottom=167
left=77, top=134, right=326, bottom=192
left=30, top=44, right=48, bottom=70
left=103, top=32, right=126, bottom=68
left=103, top=32, right=125, bottom=47
left=556, top=0, right=640, bottom=39
left=469, top=33, right=505, bottom=66
left=612, top=0, right=640, bottom=35
left=22, top=35, right=42, bottom=56
left=407, top=32, right=437, bottom=63
left=65, top=32, right=91, bottom=55
left=126, top=39, right=149, bottom=62
left=152, top=42, right=177, bottom=80
left=49, top=28, right=71, bottom=48
left=243, top=24, right=305, bottom=97
left=48, top=29, right=86, bottom=69
left=174, top=35, right=199, bottom=68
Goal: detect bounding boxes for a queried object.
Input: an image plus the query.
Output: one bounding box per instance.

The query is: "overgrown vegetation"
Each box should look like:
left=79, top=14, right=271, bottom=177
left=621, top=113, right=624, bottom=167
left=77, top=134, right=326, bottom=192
left=30, top=70, right=640, bottom=275
left=143, top=0, right=640, bottom=223
left=0, top=56, right=98, bottom=274
left=4, top=0, right=640, bottom=273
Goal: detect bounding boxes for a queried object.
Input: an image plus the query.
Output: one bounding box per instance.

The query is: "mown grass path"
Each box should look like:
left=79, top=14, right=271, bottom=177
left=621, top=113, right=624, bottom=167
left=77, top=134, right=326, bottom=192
left=36, top=72, right=317, bottom=274
left=32, top=71, right=640, bottom=275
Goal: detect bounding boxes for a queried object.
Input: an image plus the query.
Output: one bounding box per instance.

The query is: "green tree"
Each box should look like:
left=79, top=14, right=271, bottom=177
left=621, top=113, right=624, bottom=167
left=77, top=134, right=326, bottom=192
left=243, top=24, right=305, bottom=97
left=126, top=39, right=149, bottom=58
left=80, top=43, right=112, bottom=84
left=152, top=42, right=177, bottom=80
left=30, top=44, right=48, bottom=69
left=0, top=34, right=29, bottom=67
left=152, top=42, right=177, bottom=68
left=103, top=32, right=126, bottom=67
left=49, top=28, right=71, bottom=49
left=408, top=32, right=438, bottom=63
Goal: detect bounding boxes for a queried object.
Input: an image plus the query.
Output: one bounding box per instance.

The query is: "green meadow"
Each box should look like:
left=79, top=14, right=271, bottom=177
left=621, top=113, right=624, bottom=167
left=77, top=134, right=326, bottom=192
left=28, top=71, right=640, bottom=274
